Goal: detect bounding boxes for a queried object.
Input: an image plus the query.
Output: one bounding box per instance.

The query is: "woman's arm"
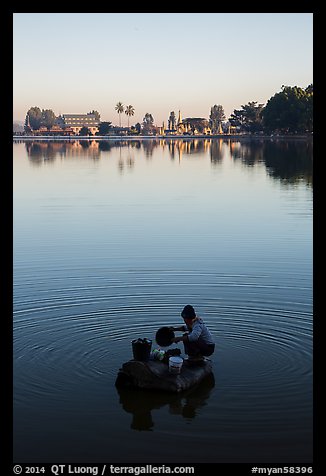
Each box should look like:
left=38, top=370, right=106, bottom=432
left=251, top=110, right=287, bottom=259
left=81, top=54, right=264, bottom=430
left=171, top=334, right=189, bottom=344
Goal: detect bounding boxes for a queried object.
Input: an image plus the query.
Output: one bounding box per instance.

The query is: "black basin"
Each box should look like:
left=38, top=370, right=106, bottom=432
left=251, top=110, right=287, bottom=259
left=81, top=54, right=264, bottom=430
left=155, top=327, right=175, bottom=347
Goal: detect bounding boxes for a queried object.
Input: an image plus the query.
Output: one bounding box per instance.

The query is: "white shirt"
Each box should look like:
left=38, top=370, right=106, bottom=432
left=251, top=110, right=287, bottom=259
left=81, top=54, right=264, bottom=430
left=185, top=318, right=214, bottom=345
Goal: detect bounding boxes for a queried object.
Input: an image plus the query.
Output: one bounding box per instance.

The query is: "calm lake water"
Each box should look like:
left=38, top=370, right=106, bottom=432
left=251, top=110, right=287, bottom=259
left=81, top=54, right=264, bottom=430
left=13, top=138, right=313, bottom=463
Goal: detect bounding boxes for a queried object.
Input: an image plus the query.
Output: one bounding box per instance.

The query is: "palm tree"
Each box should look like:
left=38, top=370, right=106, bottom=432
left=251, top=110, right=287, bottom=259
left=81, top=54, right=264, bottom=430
left=125, top=105, right=135, bottom=129
left=115, top=102, right=124, bottom=127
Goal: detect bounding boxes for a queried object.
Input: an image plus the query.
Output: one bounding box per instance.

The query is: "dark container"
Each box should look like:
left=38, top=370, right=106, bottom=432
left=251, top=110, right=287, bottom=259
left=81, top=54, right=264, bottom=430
left=155, top=327, right=175, bottom=347
left=131, top=338, right=152, bottom=361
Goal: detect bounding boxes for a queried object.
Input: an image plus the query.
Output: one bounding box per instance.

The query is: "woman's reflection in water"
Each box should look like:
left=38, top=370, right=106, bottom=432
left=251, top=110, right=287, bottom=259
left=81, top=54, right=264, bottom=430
left=116, top=373, right=215, bottom=431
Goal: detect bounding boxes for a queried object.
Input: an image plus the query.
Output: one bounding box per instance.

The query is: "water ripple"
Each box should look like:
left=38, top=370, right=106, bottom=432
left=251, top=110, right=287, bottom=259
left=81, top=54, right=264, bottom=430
left=14, top=268, right=312, bottom=423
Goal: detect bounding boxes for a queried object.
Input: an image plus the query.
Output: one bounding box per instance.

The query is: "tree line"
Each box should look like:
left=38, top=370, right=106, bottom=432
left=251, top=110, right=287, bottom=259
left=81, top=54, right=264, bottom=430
left=24, top=84, right=313, bottom=135
left=228, top=84, right=313, bottom=134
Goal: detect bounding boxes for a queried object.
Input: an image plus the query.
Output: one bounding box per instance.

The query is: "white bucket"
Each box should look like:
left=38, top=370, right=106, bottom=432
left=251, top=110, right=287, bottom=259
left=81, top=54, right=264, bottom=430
left=168, top=356, right=183, bottom=374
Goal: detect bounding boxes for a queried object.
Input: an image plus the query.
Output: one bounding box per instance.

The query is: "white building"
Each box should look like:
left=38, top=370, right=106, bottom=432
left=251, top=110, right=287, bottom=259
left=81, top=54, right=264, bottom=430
left=57, top=113, right=99, bottom=135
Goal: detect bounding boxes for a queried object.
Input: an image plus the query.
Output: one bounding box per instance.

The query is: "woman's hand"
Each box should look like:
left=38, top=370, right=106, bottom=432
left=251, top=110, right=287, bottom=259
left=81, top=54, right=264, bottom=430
left=172, top=336, right=183, bottom=344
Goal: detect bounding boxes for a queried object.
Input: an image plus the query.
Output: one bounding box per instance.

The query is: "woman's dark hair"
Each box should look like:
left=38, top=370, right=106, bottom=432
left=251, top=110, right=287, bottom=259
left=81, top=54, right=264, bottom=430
left=181, top=305, right=196, bottom=320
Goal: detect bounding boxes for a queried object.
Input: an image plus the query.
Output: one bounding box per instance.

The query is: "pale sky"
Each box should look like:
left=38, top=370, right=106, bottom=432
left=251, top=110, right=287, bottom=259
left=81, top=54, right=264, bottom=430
left=13, top=13, right=313, bottom=126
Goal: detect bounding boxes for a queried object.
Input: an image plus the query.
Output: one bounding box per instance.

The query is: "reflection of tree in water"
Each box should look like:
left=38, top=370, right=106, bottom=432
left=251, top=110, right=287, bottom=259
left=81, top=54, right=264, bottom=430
left=25, top=142, right=58, bottom=165
left=164, top=139, right=209, bottom=161
left=263, top=140, right=313, bottom=187
left=228, top=139, right=312, bottom=187
left=210, top=139, right=224, bottom=165
left=210, top=138, right=266, bottom=166
left=106, top=139, right=159, bottom=159
left=116, top=373, right=215, bottom=431
left=131, top=140, right=142, bottom=150
left=229, top=139, right=265, bottom=166
left=141, top=140, right=160, bottom=158
left=25, top=143, right=44, bottom=165
left=126, top=144, right=135, bottom=169
left=98, top=141, right=112, bottom=152
left=116, top=143, right=135, bottom=173
left=184, top=139, right=207, bottom=155
left=23, top=139, right=312, bottom=186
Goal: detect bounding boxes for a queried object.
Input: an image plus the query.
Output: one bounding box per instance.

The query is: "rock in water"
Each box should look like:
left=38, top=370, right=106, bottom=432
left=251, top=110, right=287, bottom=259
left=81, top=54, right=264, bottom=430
left=115, top=359, right=213, bottom=393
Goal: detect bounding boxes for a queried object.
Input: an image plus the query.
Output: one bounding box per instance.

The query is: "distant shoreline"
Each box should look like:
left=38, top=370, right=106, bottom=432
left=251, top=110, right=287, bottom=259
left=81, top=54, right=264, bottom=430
left=13, top=134, right=313, bottom=141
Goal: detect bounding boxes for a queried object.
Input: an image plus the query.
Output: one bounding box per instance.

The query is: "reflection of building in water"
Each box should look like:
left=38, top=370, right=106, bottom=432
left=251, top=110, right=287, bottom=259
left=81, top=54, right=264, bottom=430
left=116, top=373, right=215, bottom=431
left=163, top=138, right=211, bottom=161
left=22, top=138, right=312, bottom=186
left=228, top=140, right=242, bottom=160
left=25, top=140, right=100, bottom=162
left=24, top=138, right=231, bottom=166
left=69, top=140, right=100, bottom=158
